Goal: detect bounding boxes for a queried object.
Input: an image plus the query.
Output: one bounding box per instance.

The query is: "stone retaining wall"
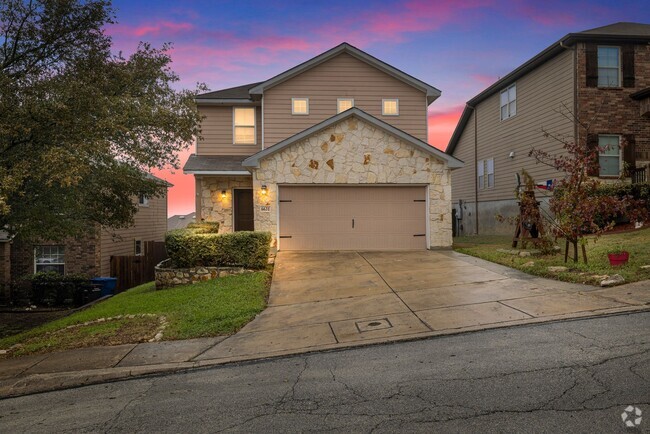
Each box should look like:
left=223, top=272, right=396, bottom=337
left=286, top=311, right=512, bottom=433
left=155, top=259, right=252, bottom=289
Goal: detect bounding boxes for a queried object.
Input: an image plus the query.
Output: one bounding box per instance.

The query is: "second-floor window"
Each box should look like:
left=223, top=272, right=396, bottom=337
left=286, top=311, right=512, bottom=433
left=597, top=46, right=620, bottom=87
left=598, top=135, right=621, bottom=177
left=138, top=194, right=149, bottom=206
left=382, top=99, right=399, bottom=116
left=292, top=98, right=309, bottom=115
left=337, top=98, right=354, bottom=113
left=233, top=107, right=256, bottom=144
left=500, top=84, right=516, bottom=120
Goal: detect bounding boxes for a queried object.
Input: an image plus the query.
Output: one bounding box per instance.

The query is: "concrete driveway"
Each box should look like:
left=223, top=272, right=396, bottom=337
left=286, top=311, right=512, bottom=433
left=195, top=250, right=648, bottom=361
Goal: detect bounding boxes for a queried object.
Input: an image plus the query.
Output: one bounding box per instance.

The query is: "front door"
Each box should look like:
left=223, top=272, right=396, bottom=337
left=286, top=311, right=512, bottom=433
left=234, top=189, right=254, bottom=231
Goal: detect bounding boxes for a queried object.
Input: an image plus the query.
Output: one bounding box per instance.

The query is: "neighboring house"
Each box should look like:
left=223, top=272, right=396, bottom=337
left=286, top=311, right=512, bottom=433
left=446, top=22, right=650, bottom=236
left=183, top=43, right=463, bottom=251
left=168, top=212, right=196, bottom=230
left=0, top=176, right=169, bottom=302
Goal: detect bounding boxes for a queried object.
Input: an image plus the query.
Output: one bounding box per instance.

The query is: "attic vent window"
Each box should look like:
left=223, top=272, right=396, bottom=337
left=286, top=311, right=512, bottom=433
left=337, top=98, right=354, bottom=113
left=292, top=98, right=309, bottom=115
left=382, top=99, right=399, bottom=116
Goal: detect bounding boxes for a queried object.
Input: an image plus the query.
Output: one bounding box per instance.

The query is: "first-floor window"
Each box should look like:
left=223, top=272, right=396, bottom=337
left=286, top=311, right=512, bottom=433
left=35, top=245, right=65, bottom=274
left=477, top=158, right=495, bottom=189
left=598, top=135, right=621, bottom=176
left=134, top=239, right=143, bottom=256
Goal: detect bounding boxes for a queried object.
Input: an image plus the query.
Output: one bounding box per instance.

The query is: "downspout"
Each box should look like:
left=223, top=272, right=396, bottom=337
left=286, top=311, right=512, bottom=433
left=470, top=104, right=478, bottom=235
left=261, top=96, right=265, bottom=150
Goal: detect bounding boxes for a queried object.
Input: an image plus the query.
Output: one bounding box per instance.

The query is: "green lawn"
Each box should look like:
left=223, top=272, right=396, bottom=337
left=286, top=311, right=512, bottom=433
left=0, top=270, right=271, bottom=357
left=454, top=228, right=650, bottom=285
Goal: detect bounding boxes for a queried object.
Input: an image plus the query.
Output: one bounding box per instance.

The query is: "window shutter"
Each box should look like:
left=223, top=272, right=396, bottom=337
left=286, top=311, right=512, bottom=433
left=623, top=134, right=636, bottom=169
left=586, top=134, right=599, bottom=176
left=621, top=45, right=635, bottom=88
left=585, top=44, right=598, bottom=88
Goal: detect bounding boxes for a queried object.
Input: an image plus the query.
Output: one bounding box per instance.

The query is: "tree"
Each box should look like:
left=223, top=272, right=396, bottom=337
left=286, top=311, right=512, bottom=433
left=0, top=0, right=204, bottom=241
left=529, top=104, right=646, bottom=263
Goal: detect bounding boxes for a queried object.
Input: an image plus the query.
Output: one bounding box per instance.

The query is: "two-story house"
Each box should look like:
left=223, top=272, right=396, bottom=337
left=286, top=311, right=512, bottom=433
left=446, top=22, right=650, bottom=236
left=184, top=43, right=463, bottom=251
left=0, top=175, right=169, bottom=302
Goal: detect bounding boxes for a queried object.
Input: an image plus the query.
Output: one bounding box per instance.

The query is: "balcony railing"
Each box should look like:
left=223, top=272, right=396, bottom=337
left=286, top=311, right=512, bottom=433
left=631, top=167, right=648, bottom=184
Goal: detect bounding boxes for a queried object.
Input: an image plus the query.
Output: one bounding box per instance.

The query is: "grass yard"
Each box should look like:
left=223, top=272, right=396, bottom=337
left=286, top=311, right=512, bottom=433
left=0, top=270, right=271, bottom=358
left=454, top=228, right=650, bottom=285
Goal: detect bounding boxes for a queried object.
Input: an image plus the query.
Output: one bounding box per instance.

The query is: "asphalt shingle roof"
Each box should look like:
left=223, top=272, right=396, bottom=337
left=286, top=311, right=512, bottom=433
left=183, top=154, right=249, bottom=172
left=195, top=82, right=263, bottom=100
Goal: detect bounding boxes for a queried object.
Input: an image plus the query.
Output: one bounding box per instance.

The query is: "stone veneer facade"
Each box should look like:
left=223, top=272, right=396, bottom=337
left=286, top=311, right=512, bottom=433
left=251, top=116, right=453, bottom=248
left=198, top=176, right=253, bottom=233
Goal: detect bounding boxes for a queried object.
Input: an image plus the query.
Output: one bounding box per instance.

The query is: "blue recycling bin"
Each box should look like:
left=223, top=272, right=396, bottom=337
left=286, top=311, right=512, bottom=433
left=91, top=277, right=118, bottom=296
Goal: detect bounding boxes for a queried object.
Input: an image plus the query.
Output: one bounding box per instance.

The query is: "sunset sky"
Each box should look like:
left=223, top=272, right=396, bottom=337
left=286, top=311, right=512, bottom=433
left=107, top=0, right=649, bottom=216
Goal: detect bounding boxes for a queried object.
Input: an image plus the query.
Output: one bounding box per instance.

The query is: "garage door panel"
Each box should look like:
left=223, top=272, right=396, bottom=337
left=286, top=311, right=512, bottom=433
left=279, top=186, right=427, bottom=251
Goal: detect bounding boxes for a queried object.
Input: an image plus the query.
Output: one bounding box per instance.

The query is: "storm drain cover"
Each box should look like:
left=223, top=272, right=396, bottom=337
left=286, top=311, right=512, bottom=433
left=355, top=318, right=393, bottom=333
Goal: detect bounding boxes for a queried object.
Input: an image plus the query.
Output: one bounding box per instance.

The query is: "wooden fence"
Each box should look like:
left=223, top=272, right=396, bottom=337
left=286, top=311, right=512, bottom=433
left=110, top=241, right=167, bottom=292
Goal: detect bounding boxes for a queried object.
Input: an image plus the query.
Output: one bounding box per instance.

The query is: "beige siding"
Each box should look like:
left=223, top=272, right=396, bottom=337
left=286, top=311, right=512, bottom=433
left=99, top=192, right=168, bottom=276
left=452, top=49, right=575, bottom=203
left=197, top=105, right=262, bottom=155
left=263, top=52, right=428, bottom=146
left=450, top=110, right=476, bottom=203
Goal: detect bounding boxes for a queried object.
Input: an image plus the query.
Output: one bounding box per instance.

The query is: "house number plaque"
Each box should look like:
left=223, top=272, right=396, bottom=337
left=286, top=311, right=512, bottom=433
left=260, top=206, right=271, bottom=212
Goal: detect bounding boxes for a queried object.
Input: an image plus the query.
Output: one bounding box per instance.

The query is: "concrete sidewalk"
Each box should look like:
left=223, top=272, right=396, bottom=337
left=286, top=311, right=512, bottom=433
left=0, top=251, right=648, bottom=398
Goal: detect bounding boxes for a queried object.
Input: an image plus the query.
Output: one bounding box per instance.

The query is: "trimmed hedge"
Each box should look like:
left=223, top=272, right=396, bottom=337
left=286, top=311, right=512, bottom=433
left=186, top=221, right=220, bottom=234
left=26, top=272, right=94, bottom=306
left=594, top=182, right=650, bottom=208
left=165, top=229, right=271, bottom=269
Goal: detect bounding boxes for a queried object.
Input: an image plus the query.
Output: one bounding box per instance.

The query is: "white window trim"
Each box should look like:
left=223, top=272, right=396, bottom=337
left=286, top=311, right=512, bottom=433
left=232, top=106, right=257, bottom=145
left=597, top=45, right=621, bottom=88
left=134, top=239, right=144, bottom=256
left=477, top=159, right=485, bottom=190
left=337, top=98, right=354, bottom=114
left=500, top=83, right=516, bottom=121
left=34, top=245, right=65, bottom=274
left=486, top=158, right=495, bottom=189
left=597, top=134, right=623, bottom=177
left=291, top=98, right=309, bottom=115
left=138, top=195, right=149, bottom=207
left=382, top=98, right=399, bottom=116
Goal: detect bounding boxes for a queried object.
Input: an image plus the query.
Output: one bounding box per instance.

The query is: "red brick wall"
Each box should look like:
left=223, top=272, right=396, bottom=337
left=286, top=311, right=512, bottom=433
left=10, top=234, right=102, bottom=281
left=576, top=42, right=650, bottom=164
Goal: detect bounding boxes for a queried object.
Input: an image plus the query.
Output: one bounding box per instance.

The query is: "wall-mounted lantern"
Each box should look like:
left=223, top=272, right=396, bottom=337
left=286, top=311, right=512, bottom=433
left=220, top=190, right=227, bottom=199
left=261, top=185, right=268, bottom=196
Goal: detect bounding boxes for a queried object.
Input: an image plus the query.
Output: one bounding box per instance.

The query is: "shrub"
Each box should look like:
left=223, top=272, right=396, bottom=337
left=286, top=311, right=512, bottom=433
left=186, top=221, right=220, bottom=234
left=165, top=229, right=271, bottom=269
left=594, top=182, right=650, bottom=208
left=26, top=272, right=93, bottom=306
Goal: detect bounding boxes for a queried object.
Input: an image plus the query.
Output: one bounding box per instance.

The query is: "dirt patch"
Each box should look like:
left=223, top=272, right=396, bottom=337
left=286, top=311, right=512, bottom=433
left=0, top=310, right=72, bottom=339
left=4, top=316, right=162, bottom=358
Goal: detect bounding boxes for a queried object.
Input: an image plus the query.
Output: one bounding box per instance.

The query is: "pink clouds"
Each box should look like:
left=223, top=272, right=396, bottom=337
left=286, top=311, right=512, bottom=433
left=428, top=107, right=464, bottom=151
left=108, top=20, right=194, bottom=38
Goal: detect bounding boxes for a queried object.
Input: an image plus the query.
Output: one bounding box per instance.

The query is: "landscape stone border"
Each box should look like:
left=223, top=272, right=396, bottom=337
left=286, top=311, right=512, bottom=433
left=155, top=259, right=252, bottom=289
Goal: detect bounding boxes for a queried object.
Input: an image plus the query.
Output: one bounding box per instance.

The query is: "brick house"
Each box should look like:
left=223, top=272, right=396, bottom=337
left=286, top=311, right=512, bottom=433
left=0, top=181, right=169, bottom=302
left=184, top=43, right=463, bottom=251
left=446, top=22, right=650, bottom=235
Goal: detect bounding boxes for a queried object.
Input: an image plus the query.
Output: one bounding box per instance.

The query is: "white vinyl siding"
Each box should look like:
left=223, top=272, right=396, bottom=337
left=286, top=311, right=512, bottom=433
left=337, top=98, right=354, bottom=113
left=233, top=107, right=256, bottom=144
left=598, top=135, right=621, bottom=177
left=35, top=245, right=65, bottom=274
left=597, top=46, right=620, bottom=87
left=382, top=98, right=399, bottom=116
left=291, top=98, right=309, bottom=115
left=500, top=84, right=517, bottom=120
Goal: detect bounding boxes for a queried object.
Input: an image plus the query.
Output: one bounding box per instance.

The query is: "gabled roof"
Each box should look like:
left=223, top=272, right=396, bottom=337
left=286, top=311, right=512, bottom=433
left=242, top=108, right=463, bottom=169
left=196, top=43, right=441, bottom=105
left=446, top=22, right=650, bottom=156
left=249, top=43, right=441, bottom=104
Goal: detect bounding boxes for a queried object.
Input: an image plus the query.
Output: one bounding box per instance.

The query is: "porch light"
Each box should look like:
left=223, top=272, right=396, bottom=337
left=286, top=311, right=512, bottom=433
left=261, top=185, right=268, bottom=195
left=220, top=190, right=226, bottom=199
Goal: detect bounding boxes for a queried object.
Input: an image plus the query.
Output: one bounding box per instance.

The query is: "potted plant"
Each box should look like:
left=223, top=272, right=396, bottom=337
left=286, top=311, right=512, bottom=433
left=607, top=245, right=629, bottom=267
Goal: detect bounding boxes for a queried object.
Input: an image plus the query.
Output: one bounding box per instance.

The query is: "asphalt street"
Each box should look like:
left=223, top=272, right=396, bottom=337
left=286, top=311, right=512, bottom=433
left=1, top=312, right=648, bottom=433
